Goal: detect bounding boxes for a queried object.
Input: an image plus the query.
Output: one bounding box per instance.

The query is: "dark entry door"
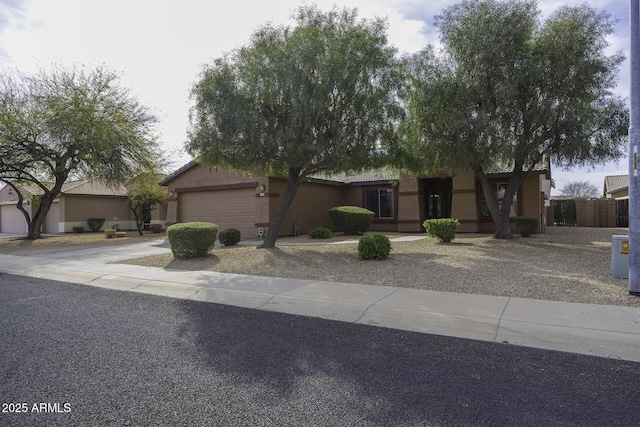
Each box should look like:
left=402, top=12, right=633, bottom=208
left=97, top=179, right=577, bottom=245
left=424, top=178, right=452, bottom=219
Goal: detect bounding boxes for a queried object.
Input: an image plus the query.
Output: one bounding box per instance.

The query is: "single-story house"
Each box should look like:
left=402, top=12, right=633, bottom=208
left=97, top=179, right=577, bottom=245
left=159, top=161, right=549, bottom=238
left=0, top=179, right=167, bottom=234
left=604, top=175, right=629, bottom=199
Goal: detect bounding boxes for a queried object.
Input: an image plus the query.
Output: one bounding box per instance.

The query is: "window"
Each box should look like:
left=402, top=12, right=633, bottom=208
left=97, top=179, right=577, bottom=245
left=366, top=189, right=394, bottom=219
left=479, top=183, right=517, bottom=218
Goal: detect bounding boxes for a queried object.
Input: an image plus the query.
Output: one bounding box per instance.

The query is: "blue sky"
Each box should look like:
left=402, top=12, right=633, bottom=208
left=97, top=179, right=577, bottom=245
left=0, top=0, right=630, bottom=195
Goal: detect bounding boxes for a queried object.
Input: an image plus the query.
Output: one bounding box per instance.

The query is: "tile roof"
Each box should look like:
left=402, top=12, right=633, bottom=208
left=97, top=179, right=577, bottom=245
left=311, top=167, right=400, bottom=184
left=163, top=159, right=547, bottom=187
left=604, top=175, right=629, bottom=195
left=4, top=179, right=128, bottom=198
left=484, top=160, right=548, bottom=176
left=61, top=179, right=128, bottom=197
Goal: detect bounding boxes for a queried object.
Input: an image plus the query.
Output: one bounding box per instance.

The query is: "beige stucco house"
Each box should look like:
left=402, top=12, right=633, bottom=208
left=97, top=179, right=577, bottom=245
left=0, top=179, right=167, bottom=234
left=604, top=175, right=629, bottom=199
left=160, top=161, right=549, bottom=238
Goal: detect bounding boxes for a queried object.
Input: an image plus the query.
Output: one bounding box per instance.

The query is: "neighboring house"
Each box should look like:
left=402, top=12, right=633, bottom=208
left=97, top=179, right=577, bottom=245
left=160, top=161, right=549, bottom=238
left=603, top=174, right=630, bottom=227
left=0, top=179, right=167, bottom=234
left=604, top=175, right=629, bottom=199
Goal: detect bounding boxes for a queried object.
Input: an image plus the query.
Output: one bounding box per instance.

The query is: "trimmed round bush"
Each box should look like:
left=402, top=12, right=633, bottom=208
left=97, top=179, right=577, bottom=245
left=423, top=218, right=459, bottom=243
left=515, top=216, right=538, bottom=237
left=309, top=226, right=332, bottom=239
left=219, top=228, right=241, bottom=246
left=149, top=223, right=163, bottom=233
left=87, top=218, right=105, bottom=232
left=357, top=234, right=392, bottom=260
left=328, top=206, right=374, bottom=234
left=104, top=229, right=115, bottom=239
left=167, top=222, right=218, bottom=258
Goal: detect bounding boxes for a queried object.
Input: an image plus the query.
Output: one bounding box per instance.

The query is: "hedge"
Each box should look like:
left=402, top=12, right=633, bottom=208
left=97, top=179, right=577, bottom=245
left=423, top=218, right=459, bottom=243
left=219, top=228, right=241, bottom=246
left=515, top=216, right=538, bottom=237
left=167, top=222, right=218, bottom=258
left=328, top=206, right=374, bottom=234
left=87, top=218, right=105, bottom=232
left=357, top=234, right=392, bottom=260
left=309, top=226, right=332, bottom=239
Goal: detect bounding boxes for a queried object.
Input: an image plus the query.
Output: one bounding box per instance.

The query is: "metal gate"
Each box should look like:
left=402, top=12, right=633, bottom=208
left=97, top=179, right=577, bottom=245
left=553, top=200, right=577, bottom=226
left=616, top=198, right=629, bottom=227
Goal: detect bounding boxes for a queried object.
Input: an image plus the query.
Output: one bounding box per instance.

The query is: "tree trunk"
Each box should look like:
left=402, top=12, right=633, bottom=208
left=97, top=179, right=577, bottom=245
left=476, top=168, right=523, bottom=240
left=26, top=175, right=67, bottom=240
left=493, top=209, right=513, bottom=239
left=260, top=167, right=302, bottom=248
left=129, top=203, right=145, bottom=236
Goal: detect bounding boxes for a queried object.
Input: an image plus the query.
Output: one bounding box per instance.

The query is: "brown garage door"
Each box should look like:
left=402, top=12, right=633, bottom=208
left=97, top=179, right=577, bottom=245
left=178, top=189, right=257, bottom=240
left=0, top=204, right=27, bottom=233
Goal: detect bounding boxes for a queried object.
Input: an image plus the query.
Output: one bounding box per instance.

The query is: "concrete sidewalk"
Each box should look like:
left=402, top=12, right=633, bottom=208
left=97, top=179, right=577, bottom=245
left=1, top=238, right=639, bottom=363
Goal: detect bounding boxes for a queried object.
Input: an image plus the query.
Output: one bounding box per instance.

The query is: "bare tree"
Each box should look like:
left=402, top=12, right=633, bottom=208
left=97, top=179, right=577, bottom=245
left=560, top=181, right=600, bottom=199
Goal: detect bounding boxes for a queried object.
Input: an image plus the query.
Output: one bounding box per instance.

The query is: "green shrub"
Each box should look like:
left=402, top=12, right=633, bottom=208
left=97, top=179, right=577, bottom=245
left=515, top=216, right=538, bottom=237
left=219, top=228, right=241, bottom=246
left=423, top=218, right=459, bottom=243
left=104, top=229, right=116, bottom=239
left=167, top=222, right=218, bottom=258
left=328, top=206, right=374, bottom=234
left=87, top=218, right=105, bottom=232
left=309, top=226, right=332, bottom=239
left=357, top=234, right=392, bottom=260
left=149, top=223, right=162, bottom=233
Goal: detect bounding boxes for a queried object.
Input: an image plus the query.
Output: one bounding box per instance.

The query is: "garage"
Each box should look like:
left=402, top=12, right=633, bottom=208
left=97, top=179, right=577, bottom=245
left=0, top=203, right=28, bottom=234
left=45, top=200, right=61, bottom=234
left=178, top=188, right=257, bottom=239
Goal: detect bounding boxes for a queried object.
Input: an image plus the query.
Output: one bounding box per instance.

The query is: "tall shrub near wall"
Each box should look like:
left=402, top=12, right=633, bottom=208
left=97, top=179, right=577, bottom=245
left=328, top=206, right=374, bottom=234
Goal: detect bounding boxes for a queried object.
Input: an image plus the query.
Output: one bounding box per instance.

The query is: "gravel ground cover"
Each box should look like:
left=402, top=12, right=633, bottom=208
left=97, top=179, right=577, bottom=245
left=114, top=226, right=640, bottom=308
left=1, top=227, right=636, bottom=307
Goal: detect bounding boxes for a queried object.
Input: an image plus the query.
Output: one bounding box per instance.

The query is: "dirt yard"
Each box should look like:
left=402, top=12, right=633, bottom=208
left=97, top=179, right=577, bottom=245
left=1, top=227, right=637, bottom=307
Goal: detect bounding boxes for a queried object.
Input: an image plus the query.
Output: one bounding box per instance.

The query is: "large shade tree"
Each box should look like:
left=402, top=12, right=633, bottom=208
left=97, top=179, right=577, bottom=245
left=399, top=0, right=628, bottom=238
left=0, top=66, right=161, bottom=239
left=187, top=6, right=402, bottom=248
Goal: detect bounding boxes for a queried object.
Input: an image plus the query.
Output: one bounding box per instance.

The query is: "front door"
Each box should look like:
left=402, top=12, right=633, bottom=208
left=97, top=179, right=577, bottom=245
left=423, top=178, right=452, bottom=219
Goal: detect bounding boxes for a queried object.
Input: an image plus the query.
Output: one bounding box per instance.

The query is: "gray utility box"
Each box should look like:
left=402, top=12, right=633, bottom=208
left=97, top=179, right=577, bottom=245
left=611, top=235, right=630, bottom=279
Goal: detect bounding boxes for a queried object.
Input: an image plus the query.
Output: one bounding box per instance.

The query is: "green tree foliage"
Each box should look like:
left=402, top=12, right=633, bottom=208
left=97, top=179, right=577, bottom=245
left=187, top=6, right=402, bottom=248
left=0, top=65, right=161, bottom=239
left=127, top=173, right=167, bottom=236
left=399, top=0, right=628, bottom=238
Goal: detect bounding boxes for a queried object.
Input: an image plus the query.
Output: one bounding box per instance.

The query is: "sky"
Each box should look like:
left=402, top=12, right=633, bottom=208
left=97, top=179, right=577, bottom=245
left=0, top=0, right=631, bottom=196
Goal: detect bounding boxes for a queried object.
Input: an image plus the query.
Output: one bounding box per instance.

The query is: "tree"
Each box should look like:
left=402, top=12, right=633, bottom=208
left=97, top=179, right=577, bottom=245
left=187, top=6, right=402, bottom=248
left=0, top=65, right=161, bottom=239
left=399, top=0, right=628, bottom=238
left=127, top=173, right=167, bottom=236
left=560, top=180, right=600, bottom=199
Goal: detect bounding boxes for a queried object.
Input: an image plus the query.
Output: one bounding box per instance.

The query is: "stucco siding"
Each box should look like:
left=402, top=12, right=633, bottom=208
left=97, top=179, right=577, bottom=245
left=266, top=178, right=343, bottom=236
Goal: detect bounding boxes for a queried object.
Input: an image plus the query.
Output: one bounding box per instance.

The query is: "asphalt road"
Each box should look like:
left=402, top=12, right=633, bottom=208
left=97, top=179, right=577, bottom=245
left=1, top=273, right=639, bottom=426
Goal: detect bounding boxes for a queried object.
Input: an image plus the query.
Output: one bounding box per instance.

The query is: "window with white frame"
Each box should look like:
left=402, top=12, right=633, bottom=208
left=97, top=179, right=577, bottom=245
left=478, top=183, right=517, bottom=218
left=366, top=188, right=394, bottom=219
